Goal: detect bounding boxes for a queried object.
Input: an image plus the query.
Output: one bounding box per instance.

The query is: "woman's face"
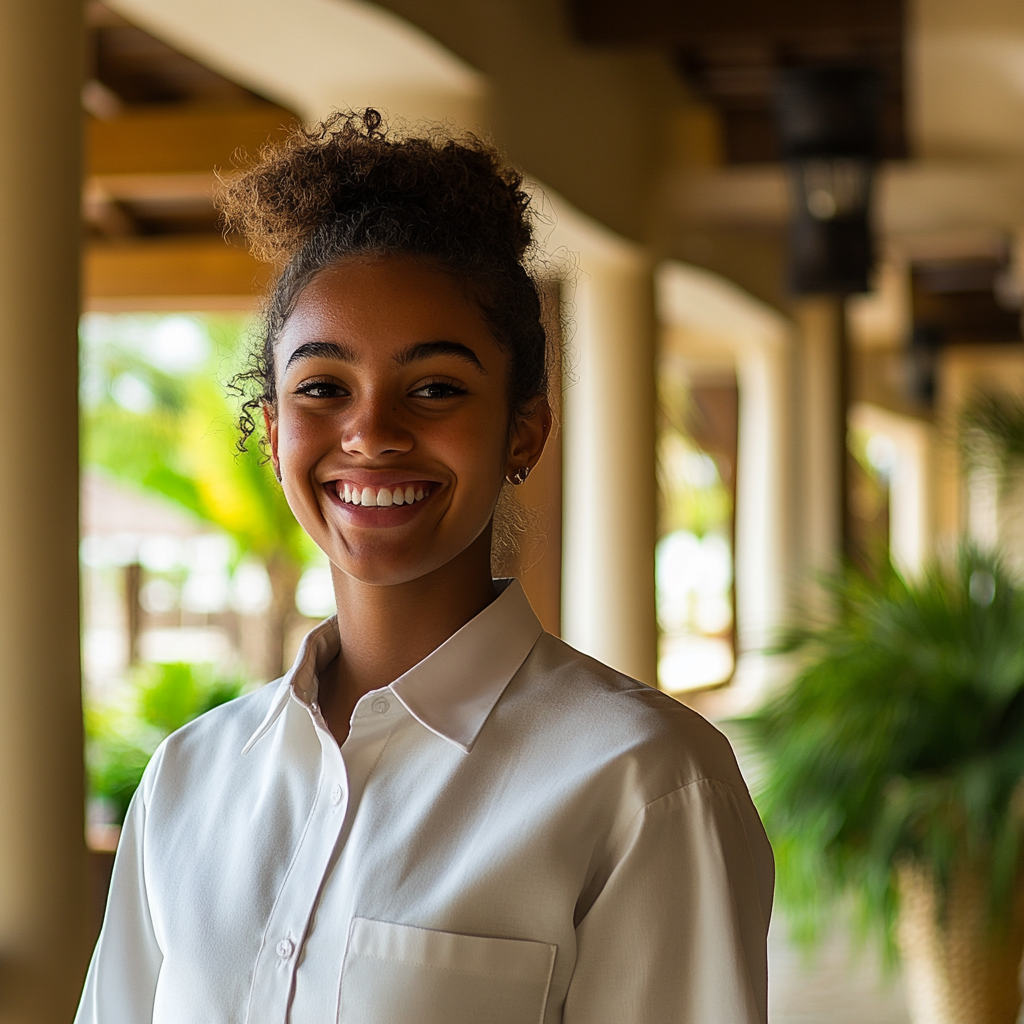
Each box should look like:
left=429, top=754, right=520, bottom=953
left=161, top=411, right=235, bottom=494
left=266, top=256, right=549, bottom=588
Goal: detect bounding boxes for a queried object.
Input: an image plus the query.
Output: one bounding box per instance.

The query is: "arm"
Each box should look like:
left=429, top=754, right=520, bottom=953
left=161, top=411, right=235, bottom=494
left=74, top=764, right=163, bottom=1024
left=564, top=778, right=774, bottom=1024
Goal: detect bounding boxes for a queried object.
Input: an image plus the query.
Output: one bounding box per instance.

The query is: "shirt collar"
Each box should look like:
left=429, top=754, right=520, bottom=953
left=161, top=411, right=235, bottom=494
left=242, top=579, right=542, bottom=755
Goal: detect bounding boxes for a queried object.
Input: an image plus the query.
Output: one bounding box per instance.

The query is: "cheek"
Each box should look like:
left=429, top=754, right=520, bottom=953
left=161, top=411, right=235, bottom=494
left=276, top=409, right=331, bottom=465
left=436, top=411, right=508, bottom=486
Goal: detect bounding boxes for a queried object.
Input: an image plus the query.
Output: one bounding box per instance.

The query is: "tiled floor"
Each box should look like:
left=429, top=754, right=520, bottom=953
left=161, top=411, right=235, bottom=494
left=769, top=913, right=910, bottom=1023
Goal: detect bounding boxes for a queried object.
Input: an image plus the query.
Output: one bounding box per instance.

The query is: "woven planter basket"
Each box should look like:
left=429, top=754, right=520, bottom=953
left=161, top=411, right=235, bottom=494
left=897, top=863, right=1024, bottom=1024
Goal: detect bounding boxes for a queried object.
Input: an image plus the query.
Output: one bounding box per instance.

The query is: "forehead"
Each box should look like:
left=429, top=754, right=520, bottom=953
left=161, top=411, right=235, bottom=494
left=276, top=257, right=500, bottom=365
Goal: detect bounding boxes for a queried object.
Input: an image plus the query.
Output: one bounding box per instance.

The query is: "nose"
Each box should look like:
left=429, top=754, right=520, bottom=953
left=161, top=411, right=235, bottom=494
left=339, top=392, right=414, bottom=459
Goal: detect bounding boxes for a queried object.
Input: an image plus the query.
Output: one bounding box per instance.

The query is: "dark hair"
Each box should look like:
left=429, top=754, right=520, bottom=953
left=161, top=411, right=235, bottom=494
left=216, top=109, right=550, bottom=452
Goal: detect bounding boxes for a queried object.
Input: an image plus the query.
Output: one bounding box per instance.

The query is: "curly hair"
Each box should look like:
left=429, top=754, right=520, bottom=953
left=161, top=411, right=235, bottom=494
left=216, top=109, right=551, bottom=453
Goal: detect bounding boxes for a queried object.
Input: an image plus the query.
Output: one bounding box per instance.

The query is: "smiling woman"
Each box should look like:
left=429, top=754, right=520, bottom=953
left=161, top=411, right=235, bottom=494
left=268, top=258, right=537, bottom=606
left=75, top=111, right=773, bottom=1024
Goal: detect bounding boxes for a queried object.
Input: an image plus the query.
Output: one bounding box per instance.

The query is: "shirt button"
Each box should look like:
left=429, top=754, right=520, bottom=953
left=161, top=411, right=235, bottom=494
left=330, top=784, right=343, bottom=805
left=371, top=696, right=390, bottom=715
left=276, top=938, right=294, bottom=960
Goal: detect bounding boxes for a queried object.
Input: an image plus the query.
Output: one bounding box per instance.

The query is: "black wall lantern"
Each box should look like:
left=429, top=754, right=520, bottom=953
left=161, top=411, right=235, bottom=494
left=776, top=66, right=882, bottom=295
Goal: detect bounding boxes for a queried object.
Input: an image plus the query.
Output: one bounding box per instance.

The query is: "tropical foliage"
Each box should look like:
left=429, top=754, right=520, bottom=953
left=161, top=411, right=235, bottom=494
left=80, top=313, right=316, bottom=676
left=87, top=661, right=243, bottom=823
left=741, top=547, right=1024, bottom=952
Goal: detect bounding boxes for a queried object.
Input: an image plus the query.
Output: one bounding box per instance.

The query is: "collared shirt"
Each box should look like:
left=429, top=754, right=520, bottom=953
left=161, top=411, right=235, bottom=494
left=76, top=579, right=774, bottom=1024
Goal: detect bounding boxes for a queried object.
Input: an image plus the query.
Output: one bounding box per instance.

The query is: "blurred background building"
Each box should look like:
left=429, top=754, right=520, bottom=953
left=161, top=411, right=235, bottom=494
left=4, top=0, right=1024, bottom=1020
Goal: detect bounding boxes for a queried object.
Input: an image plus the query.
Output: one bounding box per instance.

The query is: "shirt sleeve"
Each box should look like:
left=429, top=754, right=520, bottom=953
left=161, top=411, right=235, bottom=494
left=74, top=763, right=163, bottom=1024
left=563, top=777, right=775, bottom=1024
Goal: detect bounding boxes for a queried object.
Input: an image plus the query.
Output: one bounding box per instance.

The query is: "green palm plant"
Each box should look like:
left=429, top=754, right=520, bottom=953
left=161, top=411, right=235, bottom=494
left=962, top=392, right=1024, bottom=473
left=741, top=547, right=1024, bottom=959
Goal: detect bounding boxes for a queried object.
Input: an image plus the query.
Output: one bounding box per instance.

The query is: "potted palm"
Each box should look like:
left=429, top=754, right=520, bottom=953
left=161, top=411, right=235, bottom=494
left=742, top=548, right=1024, bottom=1024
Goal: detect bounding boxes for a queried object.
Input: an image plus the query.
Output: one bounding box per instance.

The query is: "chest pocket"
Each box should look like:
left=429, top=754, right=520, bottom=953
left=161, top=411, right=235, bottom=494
left=338, top=917, right=556, bottom=1024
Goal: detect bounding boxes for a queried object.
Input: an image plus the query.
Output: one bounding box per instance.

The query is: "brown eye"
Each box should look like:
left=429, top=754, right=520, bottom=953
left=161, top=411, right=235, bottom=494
left=295, top=380, right=346, bottom=399
left=411, top=381, right=467, bottom=400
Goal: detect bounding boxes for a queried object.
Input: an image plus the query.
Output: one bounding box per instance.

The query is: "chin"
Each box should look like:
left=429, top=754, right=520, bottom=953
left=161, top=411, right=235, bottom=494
left=334, top=558, right=447, bottom=589
left=327, top=535, right=457, bottom=588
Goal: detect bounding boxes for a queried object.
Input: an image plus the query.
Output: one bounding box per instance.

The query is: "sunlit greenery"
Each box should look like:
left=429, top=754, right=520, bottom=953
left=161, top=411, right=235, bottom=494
left=658, top=430, right=732, bottom=538
left=657, top=374, right=732, bottom=539
left=87, top=662, right=244, bottom=823
left=80, top=313, right=318, bottom=675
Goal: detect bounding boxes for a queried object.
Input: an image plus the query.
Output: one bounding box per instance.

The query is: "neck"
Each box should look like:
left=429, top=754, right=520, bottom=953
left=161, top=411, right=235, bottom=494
left=321, top=530, right=497, bottom=739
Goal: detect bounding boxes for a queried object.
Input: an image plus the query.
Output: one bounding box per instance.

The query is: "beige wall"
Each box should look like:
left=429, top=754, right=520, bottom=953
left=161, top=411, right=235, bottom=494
left=375, top=0, right=683, bottom=242
left=911, top=0, right=1024, bottom=159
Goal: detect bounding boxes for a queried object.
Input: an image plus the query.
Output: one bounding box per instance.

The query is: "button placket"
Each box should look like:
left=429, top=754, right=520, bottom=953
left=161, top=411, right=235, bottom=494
left=244, top=707, right=351, bottom=1024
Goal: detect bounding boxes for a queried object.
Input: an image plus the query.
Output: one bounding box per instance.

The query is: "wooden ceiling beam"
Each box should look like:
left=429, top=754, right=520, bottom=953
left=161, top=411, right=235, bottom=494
left=86, top=172, right=216, bottom=202
left=84, top=235, right=272, bottom=308
left=87, top=104, right=299, bottom=176
left=568, top=0, right=903, bottom=44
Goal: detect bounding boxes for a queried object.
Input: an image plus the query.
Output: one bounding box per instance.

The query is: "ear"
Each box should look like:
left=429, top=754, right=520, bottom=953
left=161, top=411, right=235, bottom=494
left=262, top=404, right=282, bottom=483
left=505, top=397, right=552, bottom=479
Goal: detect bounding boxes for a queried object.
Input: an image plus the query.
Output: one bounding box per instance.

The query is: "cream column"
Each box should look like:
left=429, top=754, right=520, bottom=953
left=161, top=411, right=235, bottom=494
left=561, top=256, right=658, bottom=685
left=731, top=332, right=796, bottom=697
left=793, top=296, right=845, bottom=574
left=0, top=2, right=89, bottom=1022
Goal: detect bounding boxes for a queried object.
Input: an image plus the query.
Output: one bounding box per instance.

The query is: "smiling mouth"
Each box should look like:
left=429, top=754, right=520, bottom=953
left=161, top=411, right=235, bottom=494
left=334, top=482, right=435, bottom=507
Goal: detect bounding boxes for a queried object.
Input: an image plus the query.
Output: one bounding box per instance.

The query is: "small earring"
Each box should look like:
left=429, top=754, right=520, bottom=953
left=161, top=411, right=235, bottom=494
left=506, top=466, right=530, bottom=486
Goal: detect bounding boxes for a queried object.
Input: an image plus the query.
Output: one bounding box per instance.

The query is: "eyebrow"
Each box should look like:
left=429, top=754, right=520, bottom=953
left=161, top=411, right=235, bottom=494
left=395, top=340, right=486, bottom=372
left=284, top=341, right=358, bottom=371
left=285, top=338, right=486, bottom=373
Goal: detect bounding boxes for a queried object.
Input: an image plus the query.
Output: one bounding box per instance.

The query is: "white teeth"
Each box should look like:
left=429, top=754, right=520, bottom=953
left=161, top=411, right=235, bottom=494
left=339, top=484, right=430, bottom=506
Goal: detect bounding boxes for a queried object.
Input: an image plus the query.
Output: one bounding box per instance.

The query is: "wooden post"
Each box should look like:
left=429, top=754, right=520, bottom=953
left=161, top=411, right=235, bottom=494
left=793, top=295, right=847, bottom=574
left=0, top=1, right=90, bottom=1019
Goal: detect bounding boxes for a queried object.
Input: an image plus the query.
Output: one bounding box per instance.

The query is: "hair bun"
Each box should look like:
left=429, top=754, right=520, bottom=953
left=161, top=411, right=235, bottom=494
left=216, top=109, right=534, bottom=268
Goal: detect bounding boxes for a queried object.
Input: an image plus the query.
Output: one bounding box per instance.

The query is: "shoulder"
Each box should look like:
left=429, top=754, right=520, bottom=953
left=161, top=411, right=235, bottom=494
left=140, top=680, right=286, bottom=797
left=503, top=632, right=750, bottom=806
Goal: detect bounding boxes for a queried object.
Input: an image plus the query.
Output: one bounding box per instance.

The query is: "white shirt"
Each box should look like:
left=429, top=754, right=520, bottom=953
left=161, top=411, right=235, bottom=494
left=76, top=579, right=773, bottom=1024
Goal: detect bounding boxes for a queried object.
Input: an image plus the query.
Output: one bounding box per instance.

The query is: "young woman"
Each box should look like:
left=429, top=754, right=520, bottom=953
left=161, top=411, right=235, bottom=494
left=76, top=111, right=773, bottom=1024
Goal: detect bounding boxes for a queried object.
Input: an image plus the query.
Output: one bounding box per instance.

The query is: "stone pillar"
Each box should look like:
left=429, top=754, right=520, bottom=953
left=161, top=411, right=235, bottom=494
left=561, top=258, right=658, bottom=685
left=0, top=2, right=89, bottom=1021
left=793, top=296, right=845, bottom=575
left=731, top=328, right=796, bottom=699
